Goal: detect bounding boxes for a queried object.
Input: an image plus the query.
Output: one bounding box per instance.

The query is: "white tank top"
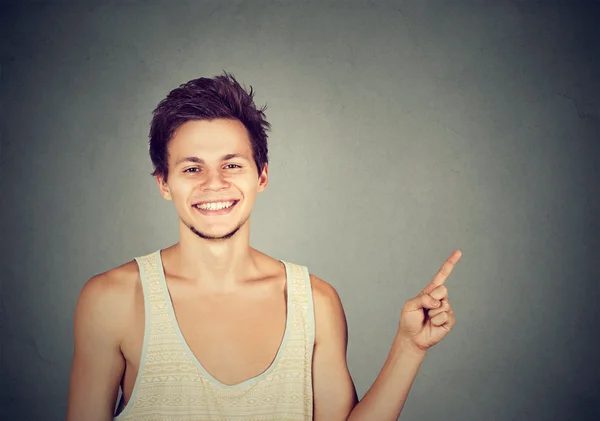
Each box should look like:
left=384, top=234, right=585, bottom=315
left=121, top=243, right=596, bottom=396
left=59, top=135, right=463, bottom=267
left=114, top=250, right=315, bottom=420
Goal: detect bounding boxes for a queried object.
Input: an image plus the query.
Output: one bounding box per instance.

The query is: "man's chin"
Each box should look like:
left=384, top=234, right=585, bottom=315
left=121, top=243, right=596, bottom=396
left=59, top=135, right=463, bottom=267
left=185, top=223, right=241, bottom=241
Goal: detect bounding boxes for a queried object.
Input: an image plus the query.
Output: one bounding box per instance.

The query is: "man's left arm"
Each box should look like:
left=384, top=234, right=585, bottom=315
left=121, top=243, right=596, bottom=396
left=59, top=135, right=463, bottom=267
left=311, top=250, right=461, bottom=421
left=311, top=275, right=358, bottom=421
left=311, top=275, right=427, bottom=421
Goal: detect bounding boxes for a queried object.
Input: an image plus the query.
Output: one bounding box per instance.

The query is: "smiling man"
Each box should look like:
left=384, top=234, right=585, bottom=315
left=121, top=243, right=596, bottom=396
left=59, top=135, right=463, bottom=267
left=66, top=73, right=461, bottom=421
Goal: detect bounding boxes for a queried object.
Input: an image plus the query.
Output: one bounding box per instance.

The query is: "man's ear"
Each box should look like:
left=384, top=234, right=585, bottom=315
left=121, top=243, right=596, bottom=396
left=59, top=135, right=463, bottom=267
left=257, top=163, right=268, bottom=193
left=156, top=175, right=172, bottom=200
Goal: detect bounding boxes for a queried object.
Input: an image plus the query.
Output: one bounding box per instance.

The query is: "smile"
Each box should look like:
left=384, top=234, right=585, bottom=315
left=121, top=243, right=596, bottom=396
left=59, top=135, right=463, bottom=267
left=192, top=200, right=239, bottom=215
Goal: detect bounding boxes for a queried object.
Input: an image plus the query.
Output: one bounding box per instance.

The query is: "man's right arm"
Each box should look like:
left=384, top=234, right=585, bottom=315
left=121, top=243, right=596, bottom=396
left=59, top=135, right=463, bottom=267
left=66, top=273, right=127, bottom=421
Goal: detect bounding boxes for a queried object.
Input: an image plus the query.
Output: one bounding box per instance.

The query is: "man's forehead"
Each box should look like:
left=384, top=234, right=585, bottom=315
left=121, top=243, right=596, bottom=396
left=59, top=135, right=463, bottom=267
left=173, top=118, right=249, bottom=138
left=173, top=153, right=251, bottom=166
left=168, top=121, right=253, bottom=160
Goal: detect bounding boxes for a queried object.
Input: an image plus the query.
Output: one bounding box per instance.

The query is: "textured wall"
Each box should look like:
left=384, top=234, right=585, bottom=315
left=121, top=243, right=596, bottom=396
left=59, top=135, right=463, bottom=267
left=1, top=1, right=598, bottom=420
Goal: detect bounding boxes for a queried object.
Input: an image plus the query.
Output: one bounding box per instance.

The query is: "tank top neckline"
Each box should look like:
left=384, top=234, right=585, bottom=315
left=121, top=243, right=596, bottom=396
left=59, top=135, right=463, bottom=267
left=154, top=249, right=294, bottom=390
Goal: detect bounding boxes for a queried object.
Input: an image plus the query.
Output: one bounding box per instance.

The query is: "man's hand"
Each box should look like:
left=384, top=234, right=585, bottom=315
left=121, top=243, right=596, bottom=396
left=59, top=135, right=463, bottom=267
left=395, top=250, right=462, bottom=353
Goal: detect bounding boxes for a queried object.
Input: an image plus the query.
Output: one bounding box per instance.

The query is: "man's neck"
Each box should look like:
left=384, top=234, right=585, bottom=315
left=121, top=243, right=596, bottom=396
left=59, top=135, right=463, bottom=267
left=165, top=222, right=259, bottom=292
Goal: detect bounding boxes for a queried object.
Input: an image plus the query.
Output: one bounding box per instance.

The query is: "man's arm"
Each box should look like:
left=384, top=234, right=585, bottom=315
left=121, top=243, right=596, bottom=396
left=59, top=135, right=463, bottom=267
left=344, top=339, right=426, bottom=421
left=311, top=275, right=358, bottom=421
left=66, top=273, right=127, bottom=421
left=311, top=275, right=426, bottom=421
left=312, top=250, right=460, bottom=421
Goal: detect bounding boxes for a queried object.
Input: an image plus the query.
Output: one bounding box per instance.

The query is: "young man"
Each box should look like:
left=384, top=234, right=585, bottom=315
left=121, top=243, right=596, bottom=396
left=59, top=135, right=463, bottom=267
left=66, top=73, right=461, bottom=421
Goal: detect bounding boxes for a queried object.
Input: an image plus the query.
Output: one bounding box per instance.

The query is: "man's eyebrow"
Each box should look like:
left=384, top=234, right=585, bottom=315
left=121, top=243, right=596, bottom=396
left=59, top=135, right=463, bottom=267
left=174, top=156, right=202, bottom=165
left=174, top=154, right=249, bottom=166
left=222, top=153, right=249, bottom=161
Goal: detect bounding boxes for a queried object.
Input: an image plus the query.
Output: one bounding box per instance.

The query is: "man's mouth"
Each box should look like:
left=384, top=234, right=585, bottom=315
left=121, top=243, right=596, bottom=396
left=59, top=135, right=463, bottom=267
left=193, top=200, right=239, bottom=213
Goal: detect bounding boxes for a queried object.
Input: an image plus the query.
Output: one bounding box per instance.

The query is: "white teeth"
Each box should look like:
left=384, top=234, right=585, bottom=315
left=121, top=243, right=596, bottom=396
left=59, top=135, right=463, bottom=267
left=196, top=201, right=235, bottom=211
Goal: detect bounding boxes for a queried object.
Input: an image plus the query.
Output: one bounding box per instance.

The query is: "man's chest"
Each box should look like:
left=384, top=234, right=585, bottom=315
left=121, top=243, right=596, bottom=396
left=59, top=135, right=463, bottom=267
left=122, top=287, right=288, bottom=386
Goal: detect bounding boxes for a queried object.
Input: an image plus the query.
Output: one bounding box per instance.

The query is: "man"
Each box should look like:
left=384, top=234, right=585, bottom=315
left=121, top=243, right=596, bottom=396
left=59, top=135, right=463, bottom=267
left=66, top=72, right=461, bottom=421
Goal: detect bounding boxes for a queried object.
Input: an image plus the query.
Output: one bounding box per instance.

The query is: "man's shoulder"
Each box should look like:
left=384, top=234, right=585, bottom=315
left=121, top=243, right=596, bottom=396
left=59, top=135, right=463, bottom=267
left=309, top=273, right=340, bottom=304
left=308, top=273, right=348, bottom=345
left=72, top=258, right=144, bottom=352
left=75, top=259, right=141, bottom=320
left=262, top=251, right=343, bottom=316
left=86, top=259, right=141, bottom=294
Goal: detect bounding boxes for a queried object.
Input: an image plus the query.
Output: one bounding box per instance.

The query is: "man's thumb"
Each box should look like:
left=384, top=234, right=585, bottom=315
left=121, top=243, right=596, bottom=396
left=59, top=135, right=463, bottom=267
left=404, top=293, right=440, bottom=311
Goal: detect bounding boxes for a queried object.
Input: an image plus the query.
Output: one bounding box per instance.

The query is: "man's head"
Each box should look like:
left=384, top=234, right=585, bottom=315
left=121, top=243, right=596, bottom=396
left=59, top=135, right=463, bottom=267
left=149, top=73, right=271, bottom=241
left=149, top=72, right=270, bottom=181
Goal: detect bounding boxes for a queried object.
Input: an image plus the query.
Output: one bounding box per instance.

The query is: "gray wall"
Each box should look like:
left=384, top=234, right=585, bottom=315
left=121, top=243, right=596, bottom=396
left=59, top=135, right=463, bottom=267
left=1, top=1, right=598, bottom=420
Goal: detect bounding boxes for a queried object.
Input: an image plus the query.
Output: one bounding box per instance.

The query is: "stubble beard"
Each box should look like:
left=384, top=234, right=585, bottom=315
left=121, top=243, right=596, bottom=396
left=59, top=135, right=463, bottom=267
left=183, top=215, right=249, bottom=241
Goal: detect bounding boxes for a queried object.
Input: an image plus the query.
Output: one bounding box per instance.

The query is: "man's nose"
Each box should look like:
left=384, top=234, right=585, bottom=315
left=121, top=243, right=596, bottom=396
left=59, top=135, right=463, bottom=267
left=202, top=168, right=228, bottom=191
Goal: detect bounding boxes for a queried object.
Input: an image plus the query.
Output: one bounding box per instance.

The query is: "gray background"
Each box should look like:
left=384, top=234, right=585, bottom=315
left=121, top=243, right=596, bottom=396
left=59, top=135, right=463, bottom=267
left=1, top=0, right=598, bottom=420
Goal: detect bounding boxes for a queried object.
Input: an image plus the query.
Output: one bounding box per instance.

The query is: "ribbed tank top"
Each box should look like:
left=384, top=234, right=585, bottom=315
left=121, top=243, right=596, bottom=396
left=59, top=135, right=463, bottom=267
left=114, top=250, right=315, bottom=421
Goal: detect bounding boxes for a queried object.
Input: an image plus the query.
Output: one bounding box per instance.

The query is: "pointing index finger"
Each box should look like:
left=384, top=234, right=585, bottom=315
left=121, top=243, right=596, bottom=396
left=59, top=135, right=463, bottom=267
left=422, top=250, right=462, bottom=294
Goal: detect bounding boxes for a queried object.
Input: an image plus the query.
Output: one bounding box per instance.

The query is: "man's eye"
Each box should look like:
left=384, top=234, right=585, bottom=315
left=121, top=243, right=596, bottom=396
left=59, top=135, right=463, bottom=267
left=184, top=168, right=200, bottom=173
left=225, top=164, right=241, bottom=169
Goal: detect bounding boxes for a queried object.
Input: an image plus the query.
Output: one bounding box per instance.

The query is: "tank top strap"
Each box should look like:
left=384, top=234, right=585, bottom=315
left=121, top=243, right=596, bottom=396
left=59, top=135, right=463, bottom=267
left=133, top=250, right=189, bottom=378
left=135, top=251, right=170, bottom=318
left=281, top=261, right=315, bottom=350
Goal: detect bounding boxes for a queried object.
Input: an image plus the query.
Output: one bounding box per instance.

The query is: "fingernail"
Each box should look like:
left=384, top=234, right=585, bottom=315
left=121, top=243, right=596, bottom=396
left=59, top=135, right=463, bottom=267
left=433, top=300, right=441, bottom=307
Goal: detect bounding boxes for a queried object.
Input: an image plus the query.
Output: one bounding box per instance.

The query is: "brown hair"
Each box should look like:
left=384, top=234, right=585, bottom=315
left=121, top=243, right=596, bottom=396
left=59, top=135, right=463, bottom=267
left=149, top=72, right=270, bottom=180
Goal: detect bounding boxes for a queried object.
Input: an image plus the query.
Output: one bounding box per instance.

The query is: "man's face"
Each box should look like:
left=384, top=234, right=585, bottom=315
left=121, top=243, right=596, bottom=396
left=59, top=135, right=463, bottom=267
left=157, top=118, right=268, bottom=241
